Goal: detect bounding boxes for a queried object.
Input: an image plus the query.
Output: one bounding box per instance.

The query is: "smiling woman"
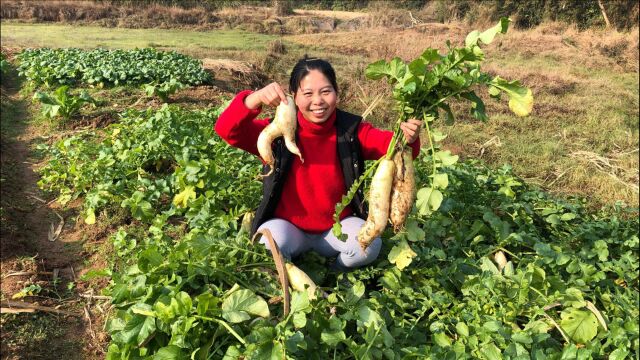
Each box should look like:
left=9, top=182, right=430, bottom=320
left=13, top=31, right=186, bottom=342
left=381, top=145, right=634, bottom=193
left=292, top=65, right=338, bottom=124
left=214, top=55, right=422, bottom=272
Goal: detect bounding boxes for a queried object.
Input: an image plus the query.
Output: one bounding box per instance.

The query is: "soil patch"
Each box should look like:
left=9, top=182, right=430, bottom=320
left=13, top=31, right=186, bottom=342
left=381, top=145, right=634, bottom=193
left=0, top=60, right=108, bottom=359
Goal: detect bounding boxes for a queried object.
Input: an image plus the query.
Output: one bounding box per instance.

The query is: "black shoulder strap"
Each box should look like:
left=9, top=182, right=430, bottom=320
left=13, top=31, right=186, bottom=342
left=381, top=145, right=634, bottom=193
left=250, top=137, right=294, bottom=236
left=336, top=110, right=367, bottom=218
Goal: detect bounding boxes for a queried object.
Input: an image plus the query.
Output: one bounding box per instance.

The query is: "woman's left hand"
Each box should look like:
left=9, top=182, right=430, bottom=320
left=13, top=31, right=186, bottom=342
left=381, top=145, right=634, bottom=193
left=401, top=118, right=422, bottom=144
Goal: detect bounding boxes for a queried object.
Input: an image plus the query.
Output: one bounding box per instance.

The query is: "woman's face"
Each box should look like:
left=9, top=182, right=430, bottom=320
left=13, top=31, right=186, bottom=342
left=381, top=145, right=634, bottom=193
left=294, top=69, right=338, bottom=124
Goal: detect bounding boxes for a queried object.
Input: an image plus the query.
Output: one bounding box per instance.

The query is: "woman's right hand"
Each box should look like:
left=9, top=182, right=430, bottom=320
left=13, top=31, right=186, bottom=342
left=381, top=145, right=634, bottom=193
left=244, top=82, right=289, bottom=110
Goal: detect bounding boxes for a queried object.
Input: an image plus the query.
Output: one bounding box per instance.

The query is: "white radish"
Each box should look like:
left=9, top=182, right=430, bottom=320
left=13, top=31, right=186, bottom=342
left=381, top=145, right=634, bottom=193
left=358, top=159, right=395, bottom=250
left=257, top=95, right=303, bottom=176
left=285, top=263, right=317, bottom=300
left=390, top=148, right=416, bottom=232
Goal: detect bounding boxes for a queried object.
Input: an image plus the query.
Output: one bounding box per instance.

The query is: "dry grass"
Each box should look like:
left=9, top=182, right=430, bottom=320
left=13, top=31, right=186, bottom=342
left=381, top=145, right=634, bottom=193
left=283, top=20, right=639, bottom=208
left=293, top=9, right=367, bottom=21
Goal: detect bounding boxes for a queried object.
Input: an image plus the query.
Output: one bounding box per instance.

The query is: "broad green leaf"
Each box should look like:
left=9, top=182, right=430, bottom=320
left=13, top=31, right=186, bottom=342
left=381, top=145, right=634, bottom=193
left=456, top=322, right=469, bottom=337
left=511, top=332, right=533, bottom=344
left=592, top=240, right=609, bottom=262
left=490, top=77, right=533, bottom=117
left=461, top=91, right=488, bottom=121
left=222, top=289, right=269, bottom=323
left=480, top=257, right=500, bottom=275
left=434, top=150, right=459, bottom=166
left=431, top=130, right=447, bottom=142
left=406, top=220, right=425, bottom=241
left=465, top=30, right=481, bottom=49
left=292, top=311, right=306, bottom=329
left=321, top=317, right=346, bottom=346
left=47, top=104, right=61, bottom=118
left=137, top=316, right=156, bottom=347
left=408, top=58, right=426, bottom=78
left=222, top=345, right=242, bottom=360
left=433, top=332, right=452, bottom=347
left=138, top=248, right=164, bottom=271
left=563, top=288, right=586, bottom=308
left=365, top=60, right=390, bottom=80
left=321, top=329, right=346, bottom=346
left=131, top=303, right=156, bottom=317
left=609, top=348, right=629, bottom=360
left=366, top=57, right=406, bottom=83
left=416, top=187, right=443, bottom=215
left=290, top=290, right=310, bottom=314
left=196, top=293, right=218, bottom=317
left=388, top=240, right=417, bottom=270
left=560, top=308, right=598, bottom=344
left=173, top=292, right=193, bottom=317
left=420, top=48, right=441, bottom=63
left=172, top=185, right=196, bottom=208
left=524, top=319, right=551, bottom=334
left=432, top=173, right=449, bottom=189
left=112, top=314, right=146, bottom=345
left=478, top=17, right=511, bottom=45
left=388, top=57, right=407, bottom=81
left=153, top=345, right=187, bottom=360
left=479, top=342, right=502, bottom=360
left=345, top=281, right=365, bottom=304
left=357, top=305, right=383, bottom=328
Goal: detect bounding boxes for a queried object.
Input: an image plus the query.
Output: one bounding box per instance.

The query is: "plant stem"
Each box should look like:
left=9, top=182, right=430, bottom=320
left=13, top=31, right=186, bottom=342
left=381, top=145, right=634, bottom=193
left=195, top=316, right=246, bottom=345
left=215, top=242, right=272, bottom=260
left=423, top=113, right=437, bottom=177
left=361, top=326, right=382, bottom=357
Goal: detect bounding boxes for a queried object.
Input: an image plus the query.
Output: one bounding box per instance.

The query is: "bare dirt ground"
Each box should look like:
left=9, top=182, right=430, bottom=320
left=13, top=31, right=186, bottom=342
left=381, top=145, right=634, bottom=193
left=293, top=8, right=367, bottom=20
left=0, top=63, right=107, bottom=359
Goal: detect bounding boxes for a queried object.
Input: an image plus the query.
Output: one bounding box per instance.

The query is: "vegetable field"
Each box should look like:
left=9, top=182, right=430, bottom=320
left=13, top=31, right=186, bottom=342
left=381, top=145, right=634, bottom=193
left=1, top=12, right=638, bottom=360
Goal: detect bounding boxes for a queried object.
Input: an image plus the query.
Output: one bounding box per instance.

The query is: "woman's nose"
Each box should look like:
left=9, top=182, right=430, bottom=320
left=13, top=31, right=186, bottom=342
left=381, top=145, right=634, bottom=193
left=312, top=93, right=324, bottom=104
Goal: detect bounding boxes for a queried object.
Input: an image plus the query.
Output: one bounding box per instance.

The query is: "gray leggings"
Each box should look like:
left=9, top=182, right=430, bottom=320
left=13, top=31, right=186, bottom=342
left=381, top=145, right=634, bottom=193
left=257, top=216, right=382, bottom=270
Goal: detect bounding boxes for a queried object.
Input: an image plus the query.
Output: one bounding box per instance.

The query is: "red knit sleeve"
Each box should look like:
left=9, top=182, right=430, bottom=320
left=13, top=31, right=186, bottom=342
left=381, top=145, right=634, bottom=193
left=214, top=90, right=270, bottom=157
left=357, top=121, right=421, bottom=160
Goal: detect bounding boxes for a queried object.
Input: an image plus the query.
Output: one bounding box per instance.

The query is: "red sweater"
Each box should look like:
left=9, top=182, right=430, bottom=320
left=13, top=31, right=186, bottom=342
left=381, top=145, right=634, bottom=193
left=215, top=90, right=420, bottom=233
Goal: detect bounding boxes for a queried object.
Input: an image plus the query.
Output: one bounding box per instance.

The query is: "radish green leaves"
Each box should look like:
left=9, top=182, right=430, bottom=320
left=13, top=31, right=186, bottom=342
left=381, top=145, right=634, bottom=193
left=365, top=18, right=533, bottom=221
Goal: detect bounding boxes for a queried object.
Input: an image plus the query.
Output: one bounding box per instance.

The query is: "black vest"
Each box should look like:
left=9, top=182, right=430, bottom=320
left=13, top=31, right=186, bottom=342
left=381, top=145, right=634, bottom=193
left=250, top=109, right=368, bottom=235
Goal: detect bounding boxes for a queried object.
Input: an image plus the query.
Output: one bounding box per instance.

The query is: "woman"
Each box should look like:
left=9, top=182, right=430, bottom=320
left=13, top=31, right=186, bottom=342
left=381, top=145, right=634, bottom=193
left=215, top=56, right=421, bottom=271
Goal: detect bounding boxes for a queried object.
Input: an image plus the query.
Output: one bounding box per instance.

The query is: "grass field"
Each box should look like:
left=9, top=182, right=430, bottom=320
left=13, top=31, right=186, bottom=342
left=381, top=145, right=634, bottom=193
left=0, top=22, right=278, bottom=59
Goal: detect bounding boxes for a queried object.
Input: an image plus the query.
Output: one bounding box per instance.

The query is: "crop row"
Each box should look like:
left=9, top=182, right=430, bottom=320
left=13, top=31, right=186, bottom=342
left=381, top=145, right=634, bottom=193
left=17, top=48, right=211, bottom=87
left=36, top=105, right=639, bottom=359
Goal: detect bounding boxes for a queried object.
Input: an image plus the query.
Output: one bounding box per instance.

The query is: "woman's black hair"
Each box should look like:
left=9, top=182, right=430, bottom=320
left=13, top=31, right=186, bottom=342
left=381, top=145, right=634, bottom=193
left=289, top=55, right=338, bottom=95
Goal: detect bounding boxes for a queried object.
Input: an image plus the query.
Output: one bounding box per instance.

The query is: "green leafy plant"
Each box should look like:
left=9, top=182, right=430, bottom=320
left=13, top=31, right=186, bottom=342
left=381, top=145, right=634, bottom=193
left=36, top=104, right=638, bottom=359
left=17, top=48, right=211, bottom=88
left=33, top=85, right=96, bottom=121
left=144, top=78, right=185, bottom=103
left=333, top=18, right=534, bottom=260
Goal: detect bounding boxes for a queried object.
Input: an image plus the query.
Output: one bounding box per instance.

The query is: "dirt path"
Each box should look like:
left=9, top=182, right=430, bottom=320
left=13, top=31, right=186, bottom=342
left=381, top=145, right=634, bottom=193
left=0, top=64, right=106, bottom=359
